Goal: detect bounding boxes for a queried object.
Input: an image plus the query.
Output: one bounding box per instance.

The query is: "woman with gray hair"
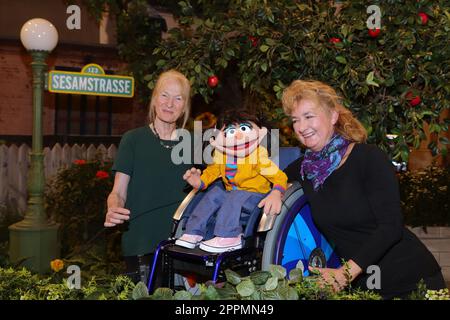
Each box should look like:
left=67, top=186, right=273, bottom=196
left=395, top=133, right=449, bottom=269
left=104, top=70, right=192, bottom=284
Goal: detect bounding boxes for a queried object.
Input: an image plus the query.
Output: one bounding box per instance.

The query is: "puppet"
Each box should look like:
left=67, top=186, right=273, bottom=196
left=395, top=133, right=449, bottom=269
left=175, top=110, right=288, bottom=253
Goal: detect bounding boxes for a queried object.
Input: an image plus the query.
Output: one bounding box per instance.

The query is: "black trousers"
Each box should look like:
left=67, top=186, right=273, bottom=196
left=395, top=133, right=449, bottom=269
left=123, top=253, right=166, bottom=291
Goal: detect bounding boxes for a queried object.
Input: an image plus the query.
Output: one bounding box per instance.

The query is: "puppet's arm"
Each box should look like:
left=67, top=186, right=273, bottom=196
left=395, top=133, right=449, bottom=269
left=257, top=147, right=288, bottom=193
left=198, top=162, right=221, bottom=190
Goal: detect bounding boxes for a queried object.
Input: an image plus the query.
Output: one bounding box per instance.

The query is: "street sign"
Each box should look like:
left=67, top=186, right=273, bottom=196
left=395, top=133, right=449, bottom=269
left=48, top=63, right=134, bottom=97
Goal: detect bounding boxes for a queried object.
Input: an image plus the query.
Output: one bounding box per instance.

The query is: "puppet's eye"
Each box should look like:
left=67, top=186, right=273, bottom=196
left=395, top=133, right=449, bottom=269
left=239, top=124, right=252, bottom=133
left=224, top=128, right=236, bottom=137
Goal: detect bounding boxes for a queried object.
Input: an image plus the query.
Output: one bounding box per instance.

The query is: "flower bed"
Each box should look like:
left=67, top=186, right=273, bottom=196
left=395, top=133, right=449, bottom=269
left=3, top=262, right=447, bottom=300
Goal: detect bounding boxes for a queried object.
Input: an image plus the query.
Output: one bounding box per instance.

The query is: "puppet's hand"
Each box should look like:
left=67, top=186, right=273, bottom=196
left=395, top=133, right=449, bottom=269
left=183, top=167, right=202, bottom=189
left=258, top=190, right=282, bottom=215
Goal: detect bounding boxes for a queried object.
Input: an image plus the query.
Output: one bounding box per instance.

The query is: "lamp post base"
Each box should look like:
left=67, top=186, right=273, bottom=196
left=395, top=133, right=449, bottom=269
left=9, top=221, right=60, bottom=273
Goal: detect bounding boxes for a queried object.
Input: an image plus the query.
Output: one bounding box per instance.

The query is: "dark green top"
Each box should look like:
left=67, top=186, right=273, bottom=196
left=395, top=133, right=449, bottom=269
left=112, top=126, right=191, bottom=256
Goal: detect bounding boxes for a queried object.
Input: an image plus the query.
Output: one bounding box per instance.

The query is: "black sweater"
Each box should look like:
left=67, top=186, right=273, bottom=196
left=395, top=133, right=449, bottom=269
left=284, top=143, right=441, bottom=295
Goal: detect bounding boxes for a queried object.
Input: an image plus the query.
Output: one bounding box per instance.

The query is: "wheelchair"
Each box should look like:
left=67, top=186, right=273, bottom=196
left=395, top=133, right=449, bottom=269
left=147, top=147, right=341, bottom=293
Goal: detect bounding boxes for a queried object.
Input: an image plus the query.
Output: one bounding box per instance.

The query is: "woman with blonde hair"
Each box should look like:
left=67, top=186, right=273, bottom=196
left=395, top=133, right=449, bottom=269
left=104, top=69, right=192, bottom=285
left=282, top=79, right=445, bottom=299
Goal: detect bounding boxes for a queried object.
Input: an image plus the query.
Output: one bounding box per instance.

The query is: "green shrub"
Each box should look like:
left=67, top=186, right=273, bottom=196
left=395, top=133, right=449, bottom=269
left=0, top=266, right=135, bottom=300
left=134, top=264, right=449, bottom=300
left=134, top=264, right=383, bottom=300
left=398, top=165, right=450, bottom=227
left=2, top=264, right=447, bottom=300
left=44, top=158, right=123, bottom=271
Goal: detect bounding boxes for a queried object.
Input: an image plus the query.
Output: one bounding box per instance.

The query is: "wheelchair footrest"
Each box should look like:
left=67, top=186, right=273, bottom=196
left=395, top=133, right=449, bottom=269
left=164, top=243, right=218, bottom=262
left=158, top=240, right=262, bottom=285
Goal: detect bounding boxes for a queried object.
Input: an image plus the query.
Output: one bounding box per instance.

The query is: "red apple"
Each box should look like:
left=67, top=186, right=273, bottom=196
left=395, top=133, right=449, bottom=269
left=418, top=12, right=428, bottom=25
left=329, top=37, right=341, bottom=44
left=207, top=75, right=219, bottom=88
left=248, top=36, right=258, bottom=47
left=368, top=28, right=381, bottom=38
left=406, top=91, right=421, bottom=106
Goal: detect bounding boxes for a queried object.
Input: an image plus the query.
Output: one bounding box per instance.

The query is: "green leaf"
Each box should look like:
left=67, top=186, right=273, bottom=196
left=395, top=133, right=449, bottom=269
left=333, top=68, right=339, bottom=78
left=264, top=277, right=278, bottom=291
left=335, top=56, right=347, bottom=64
left=265, top=38, right=276, bottom=46
left=204, top=285, right=220, bottom=300
left=132, top=281, right=149, bottom=300
left=216, top=283, right=237, bottom=299
left=225, top=269, right=242, bottom=285
left=286, top=287, right=299, bottom=300
left=261, top=62, right=268, bottom=72
left=296, top=4, right=312, bottom=11
left=366, top=71, right=379, bottom=87
left=250, top=271, right=271, bottom=285
left=261, top=290, right=283, bottom=300
left=249, top=290, right=262, bottom=300
left=194, top=65, right=201, bottom=74
left=156, top=59, right=166, bottom=67
left=269, top=264, right=286, bottom=279
left=151, top=287, right=173, bottom=300
left=429, top=123, right=441, bottom=133
left=341, top=24, right=349, bottom=37
left=236, top=279, right=256, bottom=297
left=226, top=48, right=235, bottom=57
left=173, top=290, right=193, bottom=300
left=288, top=268, right=303, bottom=283
left=205, top=19, right=214, bottom=28
left=385, top=77, right=395, bottom=87
left=260, top=45, right=270, bottom=52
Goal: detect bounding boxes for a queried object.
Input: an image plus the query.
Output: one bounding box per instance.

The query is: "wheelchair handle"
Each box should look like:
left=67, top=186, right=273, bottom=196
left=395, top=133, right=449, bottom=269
left=257, top=181, right=302, bottom=232
left=173, top=188, right=198, bottom=221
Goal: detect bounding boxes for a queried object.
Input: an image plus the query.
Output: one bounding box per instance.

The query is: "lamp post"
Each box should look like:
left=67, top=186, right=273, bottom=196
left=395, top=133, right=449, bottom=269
left=9, top=18, right=60, bottom=273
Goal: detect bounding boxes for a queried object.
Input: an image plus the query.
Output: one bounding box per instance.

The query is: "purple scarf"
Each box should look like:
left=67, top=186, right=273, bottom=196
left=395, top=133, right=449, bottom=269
left=300, top=134, right=350, bottom=191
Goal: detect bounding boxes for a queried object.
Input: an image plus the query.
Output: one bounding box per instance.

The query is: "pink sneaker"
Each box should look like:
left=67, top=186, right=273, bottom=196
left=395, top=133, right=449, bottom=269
left=199, top=236, right=242, bottom=253
left=175, top=234, right=203, bottom=249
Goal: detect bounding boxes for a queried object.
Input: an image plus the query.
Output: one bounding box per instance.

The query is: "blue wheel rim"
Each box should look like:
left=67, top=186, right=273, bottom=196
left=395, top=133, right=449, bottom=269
left=274, top=195, right=341, bottom=277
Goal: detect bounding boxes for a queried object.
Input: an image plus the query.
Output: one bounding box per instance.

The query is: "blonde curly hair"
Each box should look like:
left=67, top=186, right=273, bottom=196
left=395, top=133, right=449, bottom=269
left=282, top=80, right=367, bottom=143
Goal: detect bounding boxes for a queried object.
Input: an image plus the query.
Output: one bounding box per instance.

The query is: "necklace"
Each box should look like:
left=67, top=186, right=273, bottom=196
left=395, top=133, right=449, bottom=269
left=150, top=123, right=177, bottom=149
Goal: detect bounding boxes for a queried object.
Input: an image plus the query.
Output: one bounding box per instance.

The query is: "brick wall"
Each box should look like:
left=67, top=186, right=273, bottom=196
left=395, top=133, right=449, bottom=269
left=0, top=39, right=148, bottom=138
left=409, top=226, right=450, bottom=285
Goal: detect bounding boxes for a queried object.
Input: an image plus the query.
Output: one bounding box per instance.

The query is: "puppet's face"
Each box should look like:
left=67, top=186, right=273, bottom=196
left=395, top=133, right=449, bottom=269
left=210, top=121, right=267, bottom=158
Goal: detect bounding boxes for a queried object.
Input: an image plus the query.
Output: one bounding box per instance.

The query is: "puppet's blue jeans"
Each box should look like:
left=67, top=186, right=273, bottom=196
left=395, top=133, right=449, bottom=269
left=184, top=185, right=265, bottom=238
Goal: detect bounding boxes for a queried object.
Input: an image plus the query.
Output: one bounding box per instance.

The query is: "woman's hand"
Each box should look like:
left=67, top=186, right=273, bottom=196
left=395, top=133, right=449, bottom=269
left=105, top=172, right=130, bottom=227
left=183, top=167, right=202, bottom=189
left=309, top=260, right=362, bottom=292
left=258, top=189, right=283, bottom=215
left=104, top=207, right=130, bottom=227
left=308, top=266, right=348, bottom=292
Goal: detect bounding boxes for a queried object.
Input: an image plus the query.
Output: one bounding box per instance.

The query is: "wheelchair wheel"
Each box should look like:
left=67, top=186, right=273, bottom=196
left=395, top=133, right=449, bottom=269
left=261, top=182, right=340, bottom=277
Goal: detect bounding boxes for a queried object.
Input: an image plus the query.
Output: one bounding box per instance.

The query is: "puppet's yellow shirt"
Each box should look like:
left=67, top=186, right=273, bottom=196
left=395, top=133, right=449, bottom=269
left=200, top=146, right=287, bottom=194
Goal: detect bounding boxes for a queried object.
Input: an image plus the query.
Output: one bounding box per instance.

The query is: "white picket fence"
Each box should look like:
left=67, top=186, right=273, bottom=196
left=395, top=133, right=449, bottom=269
left=0, top=143, right=117, bottom=215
